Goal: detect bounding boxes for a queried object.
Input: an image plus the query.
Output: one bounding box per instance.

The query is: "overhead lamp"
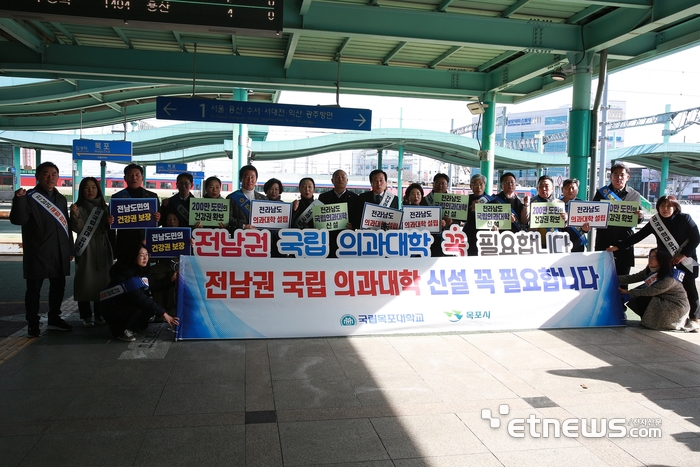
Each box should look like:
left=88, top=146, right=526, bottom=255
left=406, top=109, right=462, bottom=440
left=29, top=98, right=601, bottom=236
left=467, top=101, right=487, bottom=115
left=551, top=69, right=567, bottom=81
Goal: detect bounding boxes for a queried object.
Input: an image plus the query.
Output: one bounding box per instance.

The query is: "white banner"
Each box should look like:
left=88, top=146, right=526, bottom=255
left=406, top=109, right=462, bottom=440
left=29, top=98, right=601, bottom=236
left=176, top=252, right=624, bottom=340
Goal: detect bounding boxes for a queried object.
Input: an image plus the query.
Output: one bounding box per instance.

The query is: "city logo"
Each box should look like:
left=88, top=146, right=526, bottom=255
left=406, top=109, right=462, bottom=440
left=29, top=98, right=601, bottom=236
left=340, top=315, right=356, bottom=326
left=481, top=404, right=662, bottom=439
left=444, top=310, right=463, bottom=322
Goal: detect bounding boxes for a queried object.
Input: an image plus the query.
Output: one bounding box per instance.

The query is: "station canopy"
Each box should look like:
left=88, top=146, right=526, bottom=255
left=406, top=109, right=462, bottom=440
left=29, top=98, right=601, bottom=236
left=0, top=1, right=699, bottom=132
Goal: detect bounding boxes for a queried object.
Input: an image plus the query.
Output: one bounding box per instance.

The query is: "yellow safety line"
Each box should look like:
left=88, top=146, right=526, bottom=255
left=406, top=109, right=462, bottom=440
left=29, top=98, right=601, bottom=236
left=0, top=335, right=36, bottom=364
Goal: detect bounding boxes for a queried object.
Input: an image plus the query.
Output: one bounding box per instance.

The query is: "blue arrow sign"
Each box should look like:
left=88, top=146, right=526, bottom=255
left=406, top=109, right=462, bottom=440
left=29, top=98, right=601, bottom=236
left=156, top=97, right=372, bottom=131
left=73, top=140, right=132, bottom=162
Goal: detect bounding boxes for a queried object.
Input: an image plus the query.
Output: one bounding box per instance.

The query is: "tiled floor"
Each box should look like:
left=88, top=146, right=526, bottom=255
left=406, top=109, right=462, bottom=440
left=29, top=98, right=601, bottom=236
left=1, top=310, right=700, bottom=466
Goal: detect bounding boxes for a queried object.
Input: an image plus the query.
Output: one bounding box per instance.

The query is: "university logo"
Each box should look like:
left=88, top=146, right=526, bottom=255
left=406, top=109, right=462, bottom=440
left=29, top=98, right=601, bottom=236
left=340, top=315, right=356, bottom=326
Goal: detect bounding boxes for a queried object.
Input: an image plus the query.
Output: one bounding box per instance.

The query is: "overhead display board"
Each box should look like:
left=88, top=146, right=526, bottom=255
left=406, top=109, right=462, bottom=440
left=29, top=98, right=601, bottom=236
left=0, top=0, right=283, bottom=35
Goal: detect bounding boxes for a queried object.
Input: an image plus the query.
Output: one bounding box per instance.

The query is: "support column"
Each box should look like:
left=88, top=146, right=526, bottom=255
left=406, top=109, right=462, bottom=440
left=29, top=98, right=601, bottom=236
left=35, top=149, right=41, bottom=168
left=377, top=150, right=383, bottom=170
left=397, top=145, right=404, bottom=208
left=659, top=104, right=671, bottom=197
left=231, top=88, right=248, bottom=190
left=569, top=59, right=593, bottom=197
left=479, top=92, right=496, bottom=195
left=13, top=146, right=21, bottom=191
left=100, top=161, right=107, bottom=197
left=73, top=159, right=83, bottom=203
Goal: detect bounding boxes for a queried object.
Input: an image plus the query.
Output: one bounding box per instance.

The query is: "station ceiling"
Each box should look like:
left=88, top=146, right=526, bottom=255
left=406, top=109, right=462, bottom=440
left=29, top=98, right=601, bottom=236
left=1, top=1, right=700, bottom=132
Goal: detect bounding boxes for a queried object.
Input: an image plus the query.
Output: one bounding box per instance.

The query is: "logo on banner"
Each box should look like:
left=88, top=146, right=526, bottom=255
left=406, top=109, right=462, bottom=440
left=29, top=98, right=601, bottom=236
left=340, top=315, right=357, bottom=326
left=444, top=311, right=463, bottom=322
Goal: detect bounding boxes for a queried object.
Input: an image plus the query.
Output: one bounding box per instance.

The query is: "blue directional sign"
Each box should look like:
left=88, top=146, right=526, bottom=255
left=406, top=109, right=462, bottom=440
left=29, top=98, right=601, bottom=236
left=156, top=163, right=188, bottom=174
left=156, top=97, right=372, bottom=131
left=73, top=140, right=132, bottom=162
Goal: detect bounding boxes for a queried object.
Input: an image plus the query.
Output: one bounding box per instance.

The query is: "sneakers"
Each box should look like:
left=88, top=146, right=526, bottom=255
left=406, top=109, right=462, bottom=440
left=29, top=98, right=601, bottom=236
left=117, top=329, right=136, bottom=342
left=47, top=318, right=73, bottom=331
left=27, top=324, right=40, bottom=338
left=83, top=318, right=94, bottom=327
left=683, top=319, right=700, bottom=333
left=94, top=317, right=107, bottom=326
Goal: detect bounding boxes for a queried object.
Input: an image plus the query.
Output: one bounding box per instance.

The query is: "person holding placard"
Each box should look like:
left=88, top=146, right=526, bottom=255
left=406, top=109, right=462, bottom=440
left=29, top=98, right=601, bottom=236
left=353, top=169, right=399, bottom=228
left=292, top=177, right=320, bottom=229
left=110, top=163, right=161, bottom=262
left=403, top=183, right=429, bottom=206
left=529, top=175, right=565, bottom=248
left=560, top=178, right=590, bottom=252
left=464, top=173, right=493, bottom=256
left=227, top=165, right=267, bottom=231
left=608, top=196, right=700, bottom=332
left=319, top=170, right=358, bottom=258
left=11, top=162, right=75, bottom=337
left=69, top=177, right=114, bottom=327
left=425, top=173, right=453, bottom=219
left=100, top=243, right=179, bottom=342
left=264, top=178, right=284, bottom=201
left=160, top=172, right=194, bottom=228
left=593, top=162, right=643, bottom=276
left=194, top=176, right=230, bottom=229
left=490, top=172, right=529, bottom=233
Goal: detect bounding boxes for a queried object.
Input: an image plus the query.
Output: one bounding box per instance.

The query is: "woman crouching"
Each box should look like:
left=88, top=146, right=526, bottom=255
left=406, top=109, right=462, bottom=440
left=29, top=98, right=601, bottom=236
left=617, top=248, right=689, bottom=331
left=100, top=243, right=179, bottom=341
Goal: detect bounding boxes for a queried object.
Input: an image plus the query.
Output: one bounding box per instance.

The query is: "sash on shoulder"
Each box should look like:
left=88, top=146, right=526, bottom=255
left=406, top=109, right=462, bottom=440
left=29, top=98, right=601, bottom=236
left=560, top=200, right=587, bottom=247
left=295, top=199, right=323, bottom=228
left=100, top=276, right=149, bottom=301
left=75, top=206, right=104, bottom=256
left=231, top=192, right=251, bottom=218
left=378, top=191, right=395, bottom=207
left=476, top=194, right=494, bottom=204
left=598, top=186, right=622, bottom=201
left=643, top=269, right=685, bottom=288
left=649, top=214, right=699, bottom=269
left=29, top=190, right=69, bottom=238
left=169, top=196, right=189, bottom=222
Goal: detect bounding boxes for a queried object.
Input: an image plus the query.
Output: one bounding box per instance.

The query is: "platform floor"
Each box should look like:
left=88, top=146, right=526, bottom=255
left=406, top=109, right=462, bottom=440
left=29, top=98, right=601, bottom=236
left=1, top=304, right=699, bottom=466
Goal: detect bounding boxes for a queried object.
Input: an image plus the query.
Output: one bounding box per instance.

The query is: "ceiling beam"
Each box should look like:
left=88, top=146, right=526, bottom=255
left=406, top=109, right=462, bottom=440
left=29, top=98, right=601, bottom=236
left=112, top=27, right=134, bottom=49
left=382, top=42, right=407, bottom=65
left=284, top=32, right=300, bottom=69
left=289, top=2, right=581, bottom=54
left=0, top=19, right=44, bottom=54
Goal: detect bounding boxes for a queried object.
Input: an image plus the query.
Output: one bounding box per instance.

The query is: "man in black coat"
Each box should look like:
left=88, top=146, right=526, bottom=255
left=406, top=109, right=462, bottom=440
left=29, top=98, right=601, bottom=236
left=111, top=163, right=161, bottom=261
left=160, top=172, right=194, bottom=227
left=319, top=169, right=359, bottom=257
left=353, top=169, right=399, bottom=229
left=10, top=162, right=75, bottom=337
left=593, top=162, right=644, bottom=276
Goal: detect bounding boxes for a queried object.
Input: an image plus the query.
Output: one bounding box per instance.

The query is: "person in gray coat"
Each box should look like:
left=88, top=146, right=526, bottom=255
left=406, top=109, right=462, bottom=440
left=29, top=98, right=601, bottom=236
left=70, top=177, right=114, bottom=327
left=617, top=248, right=690, bottom=331
left=10, top=162, right=75, bottom=337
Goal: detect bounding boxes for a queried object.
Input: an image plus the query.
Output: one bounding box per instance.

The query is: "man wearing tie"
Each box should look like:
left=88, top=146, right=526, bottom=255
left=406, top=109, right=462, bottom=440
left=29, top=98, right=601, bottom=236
left=353, top=169, right=399, bottom=229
